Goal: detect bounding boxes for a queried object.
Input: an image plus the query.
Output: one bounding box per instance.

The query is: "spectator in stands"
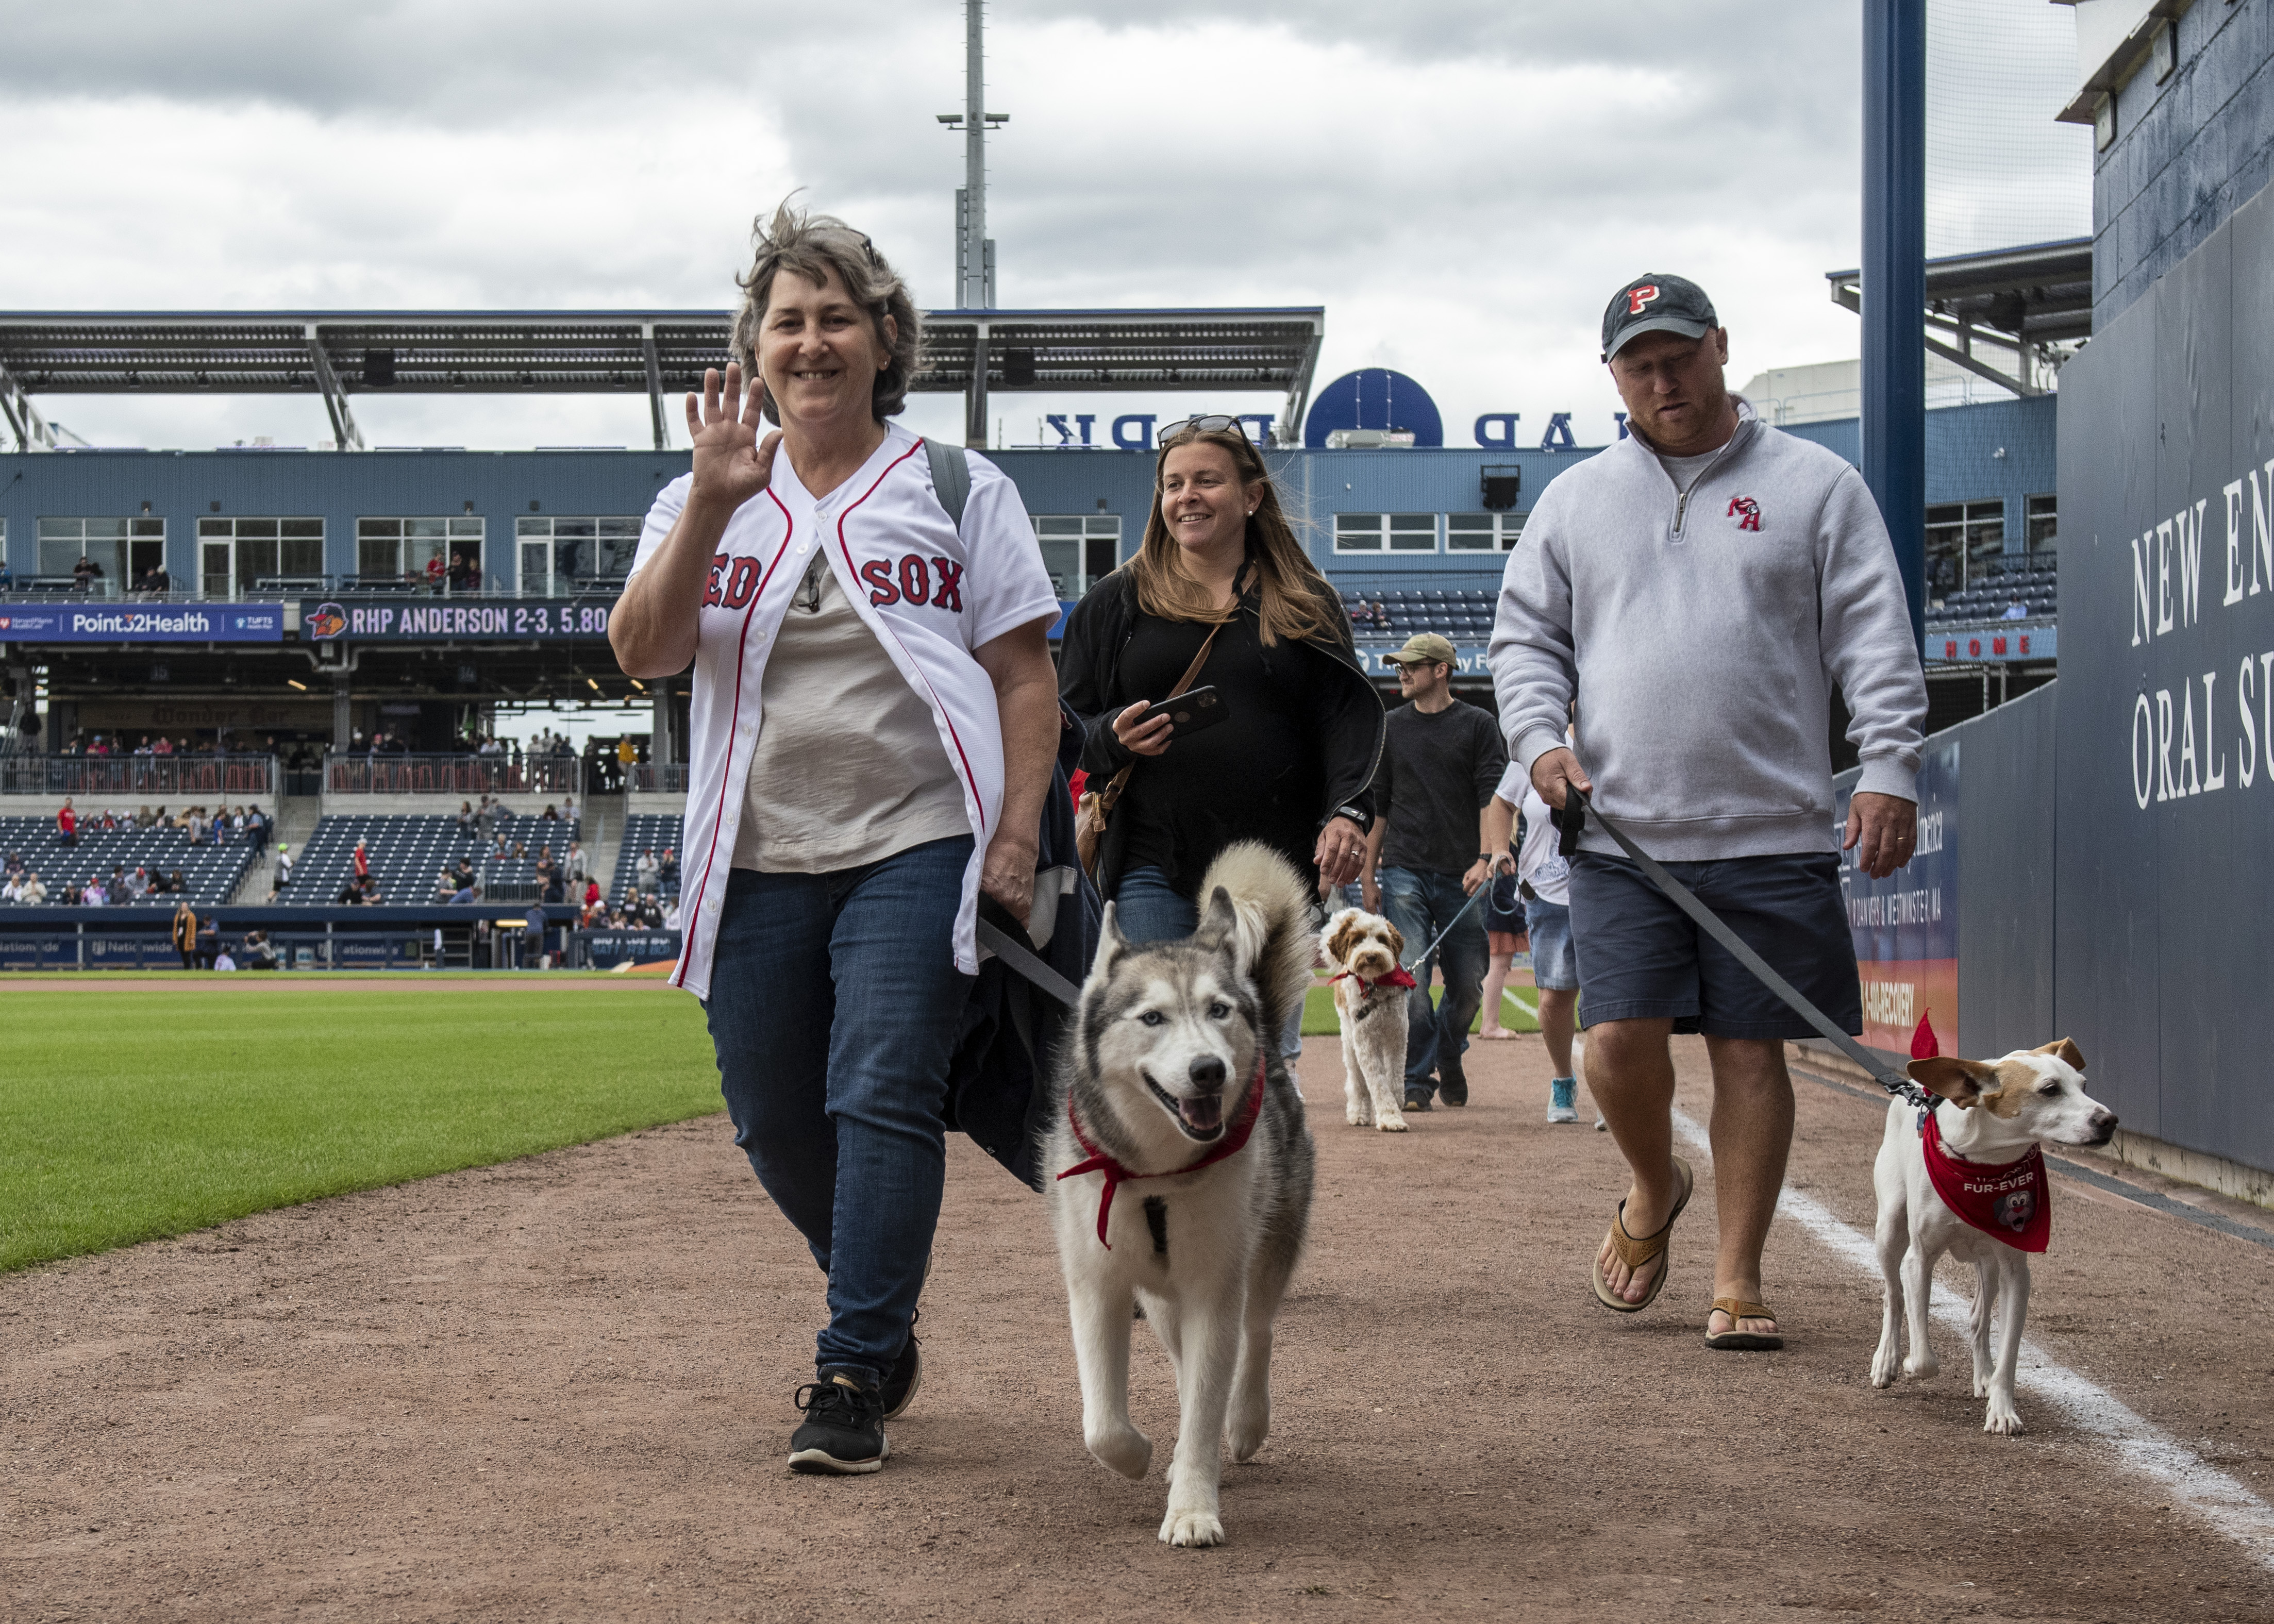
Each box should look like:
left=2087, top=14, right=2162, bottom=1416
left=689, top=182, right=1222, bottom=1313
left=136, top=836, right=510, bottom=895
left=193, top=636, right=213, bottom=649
left=152, top=735, right=173, bottom=756
left=2001, top=599, right=2028, bottom=620
left=565, top=839, right=587, bottom=881
left=353, top=837, right=370, bottom=880
left=337, top=874, right=370, bottom=905
left=582, top=877, right=601, bottom=911
left=457, top=800, right=475, bottom=838
left=662, top=892, right=681, bottom=931
left=57, top=880, right=81, bottom=905
left=657, top=846, right=678, bottom=888
left=247, top=805, right=269, bottom=856
left=56, top=797, right=76, bottom=847
left=73, top=555, right=101, bottom=592
left=534, top=845, right=557, bottom=886
left=20, top=871, right=47, bottom=906
left=126, top=866, right=152, bottom=902
left=213, top=944, right=238, bottom=972
left=434, top=866, right=459, bottom=902
left=543, top=802, right=561, bottom=822
left=4, top=851, right=21, bottom=881
left=636, top=848, right=660, bottom=891
left=165, top=868, right=186, bottom=895
left=541, top=867, right=565, bottom=906
left=271, top=848, right=291, bottom=893
left=135, top=806, right=154, bottom=828
left=243, top=929, right=279, bottom=969
left=186, top=807, right=206, bottom=845
left=171, top=900, right=199, bottom=969
left=83, top=875, right=109, bottom=907
left=448, top=878, right=478, bottom=905
left=1358, top=632, right=1507, bottom=1113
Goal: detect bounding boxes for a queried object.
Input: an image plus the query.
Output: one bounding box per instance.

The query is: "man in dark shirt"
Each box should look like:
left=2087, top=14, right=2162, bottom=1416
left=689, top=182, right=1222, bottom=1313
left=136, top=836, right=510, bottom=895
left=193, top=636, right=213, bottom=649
left=1362, top=633, right=1509, bottom=1111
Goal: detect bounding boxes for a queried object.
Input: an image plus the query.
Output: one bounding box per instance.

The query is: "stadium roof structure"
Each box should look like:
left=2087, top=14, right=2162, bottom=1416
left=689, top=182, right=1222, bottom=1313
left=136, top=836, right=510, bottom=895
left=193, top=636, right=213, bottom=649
left=1826, top=237, right=2093, bottom=399
left=0, top=306, right=1326, bottom=454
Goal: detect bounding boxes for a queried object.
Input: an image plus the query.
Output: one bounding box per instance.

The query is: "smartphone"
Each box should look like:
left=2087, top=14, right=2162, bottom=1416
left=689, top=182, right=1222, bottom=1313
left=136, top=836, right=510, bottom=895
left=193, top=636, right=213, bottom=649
left=1141, top=686, right=1230, bottom=739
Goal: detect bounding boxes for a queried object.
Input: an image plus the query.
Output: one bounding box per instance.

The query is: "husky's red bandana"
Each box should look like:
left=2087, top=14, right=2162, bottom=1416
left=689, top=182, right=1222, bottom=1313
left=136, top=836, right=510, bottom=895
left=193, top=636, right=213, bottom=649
left=1059, top=1056, right=1268, bottom=1249
left=1331, top=966, right=1417, bottom=994
left=1920, top=1109, right=2051, bottom=1253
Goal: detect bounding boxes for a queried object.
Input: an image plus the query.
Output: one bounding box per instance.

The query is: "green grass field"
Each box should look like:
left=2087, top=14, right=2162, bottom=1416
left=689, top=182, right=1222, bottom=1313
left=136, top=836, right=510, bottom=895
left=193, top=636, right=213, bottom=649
left=1300, top=977, right=1540, bottom=1036
left=3, top=978, right=720, bottom=1273
left=3, top=970, right=1539, bottom=1274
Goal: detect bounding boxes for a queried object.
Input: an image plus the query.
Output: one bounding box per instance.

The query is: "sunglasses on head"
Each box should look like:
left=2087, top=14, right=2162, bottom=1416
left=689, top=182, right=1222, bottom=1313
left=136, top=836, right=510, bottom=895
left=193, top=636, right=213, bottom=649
left=1155, top=414, right=1259, bottom=446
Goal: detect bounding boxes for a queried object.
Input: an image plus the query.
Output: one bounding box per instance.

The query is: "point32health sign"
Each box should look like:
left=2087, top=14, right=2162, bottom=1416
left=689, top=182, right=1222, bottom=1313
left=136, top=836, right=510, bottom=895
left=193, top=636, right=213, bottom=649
left=301, top=598, right=613, bottom=641
left=0, top=604, right=285, bottom=642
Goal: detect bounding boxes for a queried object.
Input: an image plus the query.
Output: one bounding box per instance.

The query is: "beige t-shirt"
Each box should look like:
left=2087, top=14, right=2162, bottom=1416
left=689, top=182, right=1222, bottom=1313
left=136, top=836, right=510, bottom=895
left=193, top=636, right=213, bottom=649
left=730, top=555, right=970, bottom=874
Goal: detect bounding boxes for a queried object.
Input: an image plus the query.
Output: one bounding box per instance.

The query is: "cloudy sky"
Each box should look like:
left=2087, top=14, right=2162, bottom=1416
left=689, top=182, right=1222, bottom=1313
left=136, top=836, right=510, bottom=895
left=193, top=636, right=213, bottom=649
left=1, top=0, right=2090, bottom=454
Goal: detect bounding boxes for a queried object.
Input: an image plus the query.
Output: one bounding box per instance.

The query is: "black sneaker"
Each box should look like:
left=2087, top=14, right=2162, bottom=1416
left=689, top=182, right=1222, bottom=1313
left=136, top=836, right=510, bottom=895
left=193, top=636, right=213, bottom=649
left=879, top=1311, right=922, bottom=1421
left=1403, top=1087, right=1434, bottom=1113
left=1438, top=1075, right=1469, bottom=1108
left=788, top=1376, right=888, bottom=1475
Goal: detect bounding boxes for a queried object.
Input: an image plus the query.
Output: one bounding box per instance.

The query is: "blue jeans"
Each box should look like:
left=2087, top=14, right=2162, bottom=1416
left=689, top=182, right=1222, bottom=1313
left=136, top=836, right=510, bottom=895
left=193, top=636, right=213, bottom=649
left=1377, top=865, right=1489, bottom=1096
left=1110, top=864, right=1306, bottom=1060
left=701, top=835, right=975, bottom=1386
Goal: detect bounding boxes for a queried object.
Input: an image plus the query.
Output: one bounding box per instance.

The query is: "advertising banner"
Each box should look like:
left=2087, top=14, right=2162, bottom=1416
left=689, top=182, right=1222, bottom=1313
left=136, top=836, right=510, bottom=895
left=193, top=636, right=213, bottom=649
left=579, top=929, right=680, bottom=968
left=1836, top=734, right=1958, bottom=1058
left=0, top=603, right=285, bottom=642
left=302, top=598, right=613, bottom=641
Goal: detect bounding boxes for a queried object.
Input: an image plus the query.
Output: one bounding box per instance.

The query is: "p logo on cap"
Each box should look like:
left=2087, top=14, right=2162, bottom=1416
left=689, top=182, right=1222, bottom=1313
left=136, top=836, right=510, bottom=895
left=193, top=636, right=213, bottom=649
left=1627, top=285, right=1661, bottom=315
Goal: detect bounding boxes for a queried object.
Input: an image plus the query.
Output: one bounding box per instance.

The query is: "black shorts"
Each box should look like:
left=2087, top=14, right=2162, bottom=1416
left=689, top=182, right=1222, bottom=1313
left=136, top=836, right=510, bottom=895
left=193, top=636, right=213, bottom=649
left=1566, top=851, right=1860, bottom=1041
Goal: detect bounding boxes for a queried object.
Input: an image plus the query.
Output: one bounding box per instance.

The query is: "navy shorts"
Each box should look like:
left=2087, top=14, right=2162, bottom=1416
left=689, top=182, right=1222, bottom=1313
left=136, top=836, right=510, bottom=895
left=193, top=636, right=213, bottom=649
left=1566, top=851, right=1860, bottom=1040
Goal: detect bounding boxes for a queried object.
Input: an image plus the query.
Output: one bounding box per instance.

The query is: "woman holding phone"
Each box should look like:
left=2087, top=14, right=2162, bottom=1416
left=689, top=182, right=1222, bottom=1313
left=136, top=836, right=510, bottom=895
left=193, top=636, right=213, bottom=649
left=1059, top=418, right=1383, bottom=974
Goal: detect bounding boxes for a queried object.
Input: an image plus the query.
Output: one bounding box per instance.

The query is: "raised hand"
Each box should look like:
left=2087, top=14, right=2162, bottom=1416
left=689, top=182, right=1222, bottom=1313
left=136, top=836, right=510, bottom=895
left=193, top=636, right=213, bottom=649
left=685, top=362, right=782, bottom=513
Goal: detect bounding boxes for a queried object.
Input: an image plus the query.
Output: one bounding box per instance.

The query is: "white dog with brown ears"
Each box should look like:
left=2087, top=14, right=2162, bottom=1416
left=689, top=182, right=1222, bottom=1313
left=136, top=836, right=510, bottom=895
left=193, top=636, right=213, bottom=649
left=1318, top=907, right=1413, bottom=1132
left=1870, top=1036, right=2116, bottom=1434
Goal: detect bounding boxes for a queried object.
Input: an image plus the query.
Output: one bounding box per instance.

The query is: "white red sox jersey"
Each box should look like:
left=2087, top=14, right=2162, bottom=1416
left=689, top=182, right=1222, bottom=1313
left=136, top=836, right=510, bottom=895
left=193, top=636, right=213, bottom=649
left=629, top=421, right=1060, bottom=999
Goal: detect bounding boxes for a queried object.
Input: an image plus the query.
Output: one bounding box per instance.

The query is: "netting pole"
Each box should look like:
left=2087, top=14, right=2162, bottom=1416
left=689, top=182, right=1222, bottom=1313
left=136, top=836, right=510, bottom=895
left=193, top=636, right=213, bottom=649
left=1863, top=0, right=1927, bottom=652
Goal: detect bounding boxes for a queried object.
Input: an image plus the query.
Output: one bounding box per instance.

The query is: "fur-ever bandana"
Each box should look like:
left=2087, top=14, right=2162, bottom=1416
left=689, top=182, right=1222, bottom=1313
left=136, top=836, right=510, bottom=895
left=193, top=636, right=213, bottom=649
left=1331, top=966, right=1417, bottom=994
left=1059, top=1056, right=1267, bottom=1249
left=1919, top=1108, right=2051, bottom=1253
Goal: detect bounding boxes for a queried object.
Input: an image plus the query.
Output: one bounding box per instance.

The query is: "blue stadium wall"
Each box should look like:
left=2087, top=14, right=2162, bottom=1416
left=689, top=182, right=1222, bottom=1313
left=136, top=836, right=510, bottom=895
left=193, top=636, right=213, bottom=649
left=0, top=397, right=2056, bottom=597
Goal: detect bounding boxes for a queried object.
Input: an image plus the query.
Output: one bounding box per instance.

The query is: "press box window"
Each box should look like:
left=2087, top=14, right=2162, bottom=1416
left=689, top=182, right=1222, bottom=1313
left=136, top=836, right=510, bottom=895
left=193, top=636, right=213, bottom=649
left=1446, top=513, right=1524, bottom=551
left=38, top=517, right=166, bottom=588
left=516, top=516, right=640, bottom=596
left=1924, top=499, right=2004, bottom=597
left=358, top=517, right=484, bottom=589
left=1334, top=513, right=1438, bottom=553
left=199, top=517, right=323, bottom=598
left=1031, top=515, right=1122, bottom=596
left=2025, top=493, right=2056, bottom=551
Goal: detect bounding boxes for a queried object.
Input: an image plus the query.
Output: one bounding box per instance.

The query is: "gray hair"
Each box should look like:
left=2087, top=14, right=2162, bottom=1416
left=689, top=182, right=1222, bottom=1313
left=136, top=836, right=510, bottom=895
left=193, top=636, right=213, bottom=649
left=730, top=198, right=923, bottom=422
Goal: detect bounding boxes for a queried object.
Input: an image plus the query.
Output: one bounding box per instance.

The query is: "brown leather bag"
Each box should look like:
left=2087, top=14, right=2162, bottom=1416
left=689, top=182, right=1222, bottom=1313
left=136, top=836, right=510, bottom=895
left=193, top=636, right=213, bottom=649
left=1075, top=620, right=1225, bottom=883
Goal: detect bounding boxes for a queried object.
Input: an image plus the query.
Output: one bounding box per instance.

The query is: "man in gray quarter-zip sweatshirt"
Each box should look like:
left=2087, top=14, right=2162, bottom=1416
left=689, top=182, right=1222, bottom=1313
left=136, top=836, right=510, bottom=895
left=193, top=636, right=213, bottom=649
left=1489, top=272, right=1927, bottom=1354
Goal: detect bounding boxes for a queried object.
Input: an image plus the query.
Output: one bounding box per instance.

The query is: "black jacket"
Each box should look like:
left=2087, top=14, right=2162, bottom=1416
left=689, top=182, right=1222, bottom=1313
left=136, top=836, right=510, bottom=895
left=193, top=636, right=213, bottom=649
left=1058, top=566, right=1384, bottom=900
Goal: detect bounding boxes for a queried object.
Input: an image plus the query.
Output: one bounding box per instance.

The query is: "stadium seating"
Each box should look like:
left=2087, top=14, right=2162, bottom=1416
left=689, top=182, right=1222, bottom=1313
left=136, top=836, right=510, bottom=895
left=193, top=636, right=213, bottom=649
left=287, top=812, right=582, bottom=904
left=1926, top=562, right=2058, bottom=625
left=1339, top=587, right=1499, bottom=638
left=612, top=814, right=683, bottom=902
left=0, top=815, right=256, bottom=906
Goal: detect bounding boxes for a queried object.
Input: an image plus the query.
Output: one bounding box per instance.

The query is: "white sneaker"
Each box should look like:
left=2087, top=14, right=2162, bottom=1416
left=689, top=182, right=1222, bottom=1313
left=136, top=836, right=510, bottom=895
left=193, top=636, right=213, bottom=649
left=1594, top=1115, right=1608, bottom=1132
left=1546, top=1103, right=1580, bottom=1125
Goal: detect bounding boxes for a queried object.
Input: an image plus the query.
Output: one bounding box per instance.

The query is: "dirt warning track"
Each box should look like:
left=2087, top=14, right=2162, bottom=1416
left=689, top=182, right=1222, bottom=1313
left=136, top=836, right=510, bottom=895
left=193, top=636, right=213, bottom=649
left=8, top=1035, right=2273, bottom=1621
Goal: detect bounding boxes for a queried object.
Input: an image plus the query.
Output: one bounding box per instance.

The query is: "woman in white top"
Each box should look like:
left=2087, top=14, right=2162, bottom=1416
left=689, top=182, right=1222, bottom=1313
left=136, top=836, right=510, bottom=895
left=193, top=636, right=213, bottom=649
left=610, top=202, right=1061, bottom=1476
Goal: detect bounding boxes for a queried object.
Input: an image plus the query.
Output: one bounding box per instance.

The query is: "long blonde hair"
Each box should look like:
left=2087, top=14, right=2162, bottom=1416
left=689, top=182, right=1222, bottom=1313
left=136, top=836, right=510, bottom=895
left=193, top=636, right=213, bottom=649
left=1127, top=425, right=1344, bottom=647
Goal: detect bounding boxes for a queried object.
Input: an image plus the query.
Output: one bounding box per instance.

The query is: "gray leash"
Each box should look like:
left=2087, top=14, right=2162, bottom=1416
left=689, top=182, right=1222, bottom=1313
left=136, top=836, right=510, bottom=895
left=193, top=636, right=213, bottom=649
left=977, top=914, right=1083, bottom=1008
left=1399, top=879, right=1491, bottom=975
left=1560, top=788, right=1936, bottom=1112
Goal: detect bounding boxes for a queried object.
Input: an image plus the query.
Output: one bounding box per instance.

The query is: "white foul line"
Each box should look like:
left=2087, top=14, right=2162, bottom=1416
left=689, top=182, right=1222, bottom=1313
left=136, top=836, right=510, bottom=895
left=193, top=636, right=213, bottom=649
left=1669, top=1108, right=2274, bottom=1572
left=1501, top=989, right=1538, bottom=1020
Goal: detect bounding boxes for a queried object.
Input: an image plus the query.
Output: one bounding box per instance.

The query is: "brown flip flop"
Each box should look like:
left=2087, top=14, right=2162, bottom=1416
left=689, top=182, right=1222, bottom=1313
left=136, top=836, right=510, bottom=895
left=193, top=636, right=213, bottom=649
left=1590, top=1154, right=1693, bottom=1314
left=1703, top=1296, right=1785, bottom=1351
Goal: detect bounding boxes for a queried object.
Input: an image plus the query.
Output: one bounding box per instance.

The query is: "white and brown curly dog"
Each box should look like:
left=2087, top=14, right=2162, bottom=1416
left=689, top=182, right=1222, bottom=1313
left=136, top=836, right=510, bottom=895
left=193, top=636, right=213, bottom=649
left=1319, top=907, right=1414, bottom=1132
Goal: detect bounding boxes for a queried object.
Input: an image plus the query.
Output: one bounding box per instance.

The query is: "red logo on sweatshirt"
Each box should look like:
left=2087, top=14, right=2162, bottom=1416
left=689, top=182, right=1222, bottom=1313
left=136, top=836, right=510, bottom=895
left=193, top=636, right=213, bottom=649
left=1626, top=284, right=1660, bottom=315
left=1727, top=496, right=1761, bottom=532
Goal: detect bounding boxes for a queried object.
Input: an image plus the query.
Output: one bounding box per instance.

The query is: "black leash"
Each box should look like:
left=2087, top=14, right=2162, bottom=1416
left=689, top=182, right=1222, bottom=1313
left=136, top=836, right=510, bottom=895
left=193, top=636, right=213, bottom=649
left=977, top=912, right=1083, bottom=1009
left=1555, top=786, right=1935, bottom=1111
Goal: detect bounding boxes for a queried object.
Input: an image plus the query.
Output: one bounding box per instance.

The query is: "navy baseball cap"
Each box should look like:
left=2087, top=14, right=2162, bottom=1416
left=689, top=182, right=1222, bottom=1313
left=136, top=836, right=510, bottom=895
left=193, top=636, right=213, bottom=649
left=1602, top=273, right=1719, bottom=361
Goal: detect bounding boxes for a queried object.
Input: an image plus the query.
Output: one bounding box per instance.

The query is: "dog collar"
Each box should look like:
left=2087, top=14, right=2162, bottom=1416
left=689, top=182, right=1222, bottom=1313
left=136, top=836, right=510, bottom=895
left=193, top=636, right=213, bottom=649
left=1331, top=966, right=1417, bottom=994
left=1058, top=1056, right=1268, bottom=1249
left=1919, top=1109, right=2052, bottom=1253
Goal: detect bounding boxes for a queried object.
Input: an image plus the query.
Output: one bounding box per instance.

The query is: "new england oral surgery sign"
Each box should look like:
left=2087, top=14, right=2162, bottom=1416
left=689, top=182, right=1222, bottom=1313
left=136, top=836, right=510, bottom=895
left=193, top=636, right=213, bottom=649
left=300, top=599, right=613, bottom=641
left=0, top=604, right=284, bottom=642
left=2056, top=182, right=2274, bottom=1167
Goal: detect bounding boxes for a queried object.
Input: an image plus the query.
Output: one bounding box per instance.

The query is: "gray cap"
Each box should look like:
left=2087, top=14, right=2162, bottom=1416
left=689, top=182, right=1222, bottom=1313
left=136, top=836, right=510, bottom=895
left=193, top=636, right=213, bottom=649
left=1601, top=273, right=1719, bottom=361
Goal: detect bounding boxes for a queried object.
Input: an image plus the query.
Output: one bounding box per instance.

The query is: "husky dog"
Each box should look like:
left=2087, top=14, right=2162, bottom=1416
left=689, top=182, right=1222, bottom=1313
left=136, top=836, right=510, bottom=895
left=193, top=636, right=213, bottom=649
left=1047, top=841, right=1316, bottom=1548
left=1318, top=906, right=1411, bottom=1132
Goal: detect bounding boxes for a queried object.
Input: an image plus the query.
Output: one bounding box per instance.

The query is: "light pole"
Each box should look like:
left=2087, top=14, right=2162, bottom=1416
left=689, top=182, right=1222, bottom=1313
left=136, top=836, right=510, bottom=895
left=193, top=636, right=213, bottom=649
left=1862, top=0, right=1927, bottom=651
left=938, top=0, right=1008, bottom=446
